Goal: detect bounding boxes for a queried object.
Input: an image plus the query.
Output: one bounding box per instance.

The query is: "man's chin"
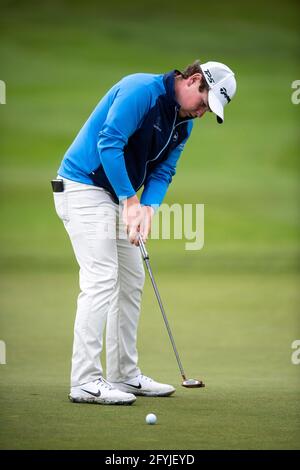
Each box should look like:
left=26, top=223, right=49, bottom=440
left=179, top=111, right=192, bottom=119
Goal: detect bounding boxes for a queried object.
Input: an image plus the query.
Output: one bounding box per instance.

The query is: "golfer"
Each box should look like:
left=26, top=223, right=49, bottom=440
left=52, top=60, right=237, bottom=405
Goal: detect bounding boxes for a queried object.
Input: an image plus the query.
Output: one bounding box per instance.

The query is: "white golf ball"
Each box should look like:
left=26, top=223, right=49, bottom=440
left=146, top=413, right=157, bottom=425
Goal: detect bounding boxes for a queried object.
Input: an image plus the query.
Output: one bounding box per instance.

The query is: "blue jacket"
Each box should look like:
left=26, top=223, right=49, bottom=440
left=58, top=70, right=194, bottom=206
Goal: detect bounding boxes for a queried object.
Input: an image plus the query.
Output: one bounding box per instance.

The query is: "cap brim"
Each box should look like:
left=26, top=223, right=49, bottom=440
left=208, top=90, right=224, bottom=124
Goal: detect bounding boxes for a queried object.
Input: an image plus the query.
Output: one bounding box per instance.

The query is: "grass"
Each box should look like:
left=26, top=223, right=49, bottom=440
left=0, top=271, right=299, bottom=449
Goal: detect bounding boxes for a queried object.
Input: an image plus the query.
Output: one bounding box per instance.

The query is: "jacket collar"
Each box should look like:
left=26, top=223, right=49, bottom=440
left=163, top=70, right=181, bottom=109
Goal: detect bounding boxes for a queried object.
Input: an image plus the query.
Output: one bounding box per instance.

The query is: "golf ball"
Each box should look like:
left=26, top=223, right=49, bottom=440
left=146, top=413, right=157, bottom=425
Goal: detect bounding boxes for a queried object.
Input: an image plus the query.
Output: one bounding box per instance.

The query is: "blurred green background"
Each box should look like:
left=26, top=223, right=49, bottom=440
left=0, top=0, right=299, bottom=450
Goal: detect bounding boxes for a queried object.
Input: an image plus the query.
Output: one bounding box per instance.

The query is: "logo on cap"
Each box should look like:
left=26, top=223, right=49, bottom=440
left=220, top=87, right=231, bottom=103
left=204, top=69, right=215, bottom=84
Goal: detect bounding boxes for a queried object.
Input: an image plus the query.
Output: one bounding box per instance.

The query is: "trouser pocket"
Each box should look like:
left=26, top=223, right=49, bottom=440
left=53, top=192, right=69, bottom=222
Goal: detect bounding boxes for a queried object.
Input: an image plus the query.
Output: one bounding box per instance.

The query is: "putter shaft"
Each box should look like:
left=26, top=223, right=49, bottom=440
left=138, top=235, right=186, bottom=381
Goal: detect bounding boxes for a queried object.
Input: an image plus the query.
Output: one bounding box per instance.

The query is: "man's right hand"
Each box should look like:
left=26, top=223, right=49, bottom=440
left=122, top=195, right=144, bottom=245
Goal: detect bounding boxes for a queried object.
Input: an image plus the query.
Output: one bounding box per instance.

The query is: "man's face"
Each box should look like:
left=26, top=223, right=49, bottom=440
left=177, top=74, right=211, bottom=119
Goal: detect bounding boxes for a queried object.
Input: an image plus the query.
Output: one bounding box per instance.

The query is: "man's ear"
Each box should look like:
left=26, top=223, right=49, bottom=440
left=188, top=73, right=202, bottom=87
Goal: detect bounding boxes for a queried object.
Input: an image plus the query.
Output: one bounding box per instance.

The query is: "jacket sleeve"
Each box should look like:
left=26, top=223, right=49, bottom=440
left=97, top=80, right=151, bottom=200
left=140, top=121, right=193, bottom=207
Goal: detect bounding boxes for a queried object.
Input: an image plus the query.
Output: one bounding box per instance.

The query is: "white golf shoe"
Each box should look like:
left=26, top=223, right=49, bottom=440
left=69, top=377, right=136, bottom=405
left=110, top=374, right=176, bottom=397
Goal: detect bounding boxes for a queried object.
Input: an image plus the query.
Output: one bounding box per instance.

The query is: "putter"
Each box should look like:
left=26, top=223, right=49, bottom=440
left=138, top=234, right=205, bottom=389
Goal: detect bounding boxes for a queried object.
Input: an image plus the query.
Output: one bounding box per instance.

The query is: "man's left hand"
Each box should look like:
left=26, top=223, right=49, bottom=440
left=135, top=205, right=154, bottom=246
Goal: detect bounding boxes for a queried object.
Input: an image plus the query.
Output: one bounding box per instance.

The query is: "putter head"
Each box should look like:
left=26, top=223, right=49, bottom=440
left=182, top=378, right=205, bottom=388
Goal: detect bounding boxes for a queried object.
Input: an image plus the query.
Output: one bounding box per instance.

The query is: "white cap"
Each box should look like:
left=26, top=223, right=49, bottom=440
left=200, top=61, right=236, bottom=123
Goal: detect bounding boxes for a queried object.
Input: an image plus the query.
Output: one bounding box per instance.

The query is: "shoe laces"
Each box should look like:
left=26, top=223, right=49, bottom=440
left=96, top=377, right=113, bottom=390
left=139, top=374, right=153, bottom=383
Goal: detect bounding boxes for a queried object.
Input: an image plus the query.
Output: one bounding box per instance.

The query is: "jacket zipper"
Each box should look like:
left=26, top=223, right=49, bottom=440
left=174, top=119, right=190, bottom=129
left=136, top=106, right=179, bottom=191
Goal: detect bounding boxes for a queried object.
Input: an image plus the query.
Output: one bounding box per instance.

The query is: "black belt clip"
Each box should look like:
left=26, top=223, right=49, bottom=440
left=51, top=179, right=64, bottom=192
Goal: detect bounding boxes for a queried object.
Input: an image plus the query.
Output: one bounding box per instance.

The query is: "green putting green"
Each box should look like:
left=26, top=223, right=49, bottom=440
left=0, top=0, right=299, bottom=450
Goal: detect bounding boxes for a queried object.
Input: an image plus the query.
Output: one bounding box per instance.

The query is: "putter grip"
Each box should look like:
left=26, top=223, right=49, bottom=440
left=138, top=235, right=149, bottom=260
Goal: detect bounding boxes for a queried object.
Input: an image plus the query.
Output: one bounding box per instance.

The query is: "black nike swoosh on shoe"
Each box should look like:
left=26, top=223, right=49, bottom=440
left=81, top=388, right=101, bottom=397
left=123, top=382, right=142, bottom=389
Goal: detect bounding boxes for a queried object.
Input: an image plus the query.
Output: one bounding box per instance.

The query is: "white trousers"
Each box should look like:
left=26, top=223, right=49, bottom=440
left=53, top=177, right=145, bottom=387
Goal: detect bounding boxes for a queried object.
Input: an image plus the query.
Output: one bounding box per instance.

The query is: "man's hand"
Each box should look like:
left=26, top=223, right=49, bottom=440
left=122, top=197, right=155, bottom=246
left=122, top=195, right=144, bottom=244
left=139, top=206, right=155, bottom=244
